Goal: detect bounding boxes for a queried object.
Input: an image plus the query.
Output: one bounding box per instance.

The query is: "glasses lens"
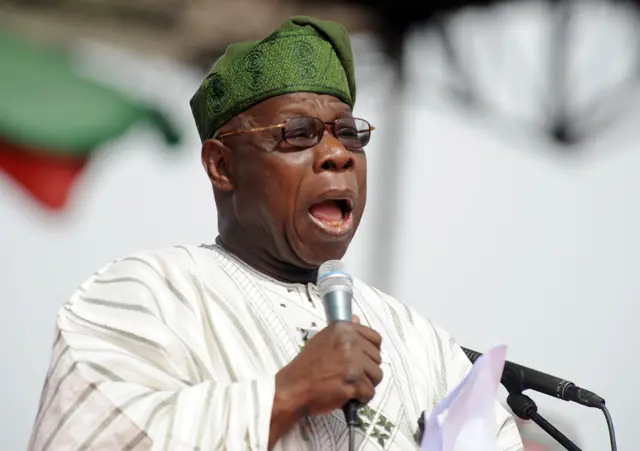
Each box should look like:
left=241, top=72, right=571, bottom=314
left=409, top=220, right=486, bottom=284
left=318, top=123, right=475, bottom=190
left=283, top=117, right=323, bottom=148
left=335, top=118, right=371, bottom=149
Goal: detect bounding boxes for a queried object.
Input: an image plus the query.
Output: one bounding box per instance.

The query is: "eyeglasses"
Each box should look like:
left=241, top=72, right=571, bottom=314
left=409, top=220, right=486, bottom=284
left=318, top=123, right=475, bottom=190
left=216, top=116, right=375, bottom=150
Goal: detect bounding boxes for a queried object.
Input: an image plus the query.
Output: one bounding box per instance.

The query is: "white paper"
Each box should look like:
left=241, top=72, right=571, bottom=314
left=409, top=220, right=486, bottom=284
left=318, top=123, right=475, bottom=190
left=421, top=345, right=507, bottom=451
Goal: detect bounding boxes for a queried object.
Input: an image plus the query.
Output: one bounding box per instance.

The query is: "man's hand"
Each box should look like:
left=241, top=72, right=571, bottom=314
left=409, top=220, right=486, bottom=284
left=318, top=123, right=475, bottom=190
left=280, top=317, right=383, bottom=414
left=268, top=317, right=383, bottom=448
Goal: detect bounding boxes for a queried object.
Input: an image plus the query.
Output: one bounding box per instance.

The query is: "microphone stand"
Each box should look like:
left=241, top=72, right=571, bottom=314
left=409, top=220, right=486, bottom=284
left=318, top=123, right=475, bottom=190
left=507, top=392, right=582, bottom=451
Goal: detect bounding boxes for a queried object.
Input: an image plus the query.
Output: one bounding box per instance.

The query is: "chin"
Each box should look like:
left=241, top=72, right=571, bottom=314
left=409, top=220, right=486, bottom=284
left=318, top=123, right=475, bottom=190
left=309, top=239, right=352, bottom=266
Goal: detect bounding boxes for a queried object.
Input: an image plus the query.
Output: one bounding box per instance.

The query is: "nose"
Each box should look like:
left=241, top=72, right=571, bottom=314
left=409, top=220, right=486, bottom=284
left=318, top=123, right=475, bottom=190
left=313, top=130, right=355, bottom=173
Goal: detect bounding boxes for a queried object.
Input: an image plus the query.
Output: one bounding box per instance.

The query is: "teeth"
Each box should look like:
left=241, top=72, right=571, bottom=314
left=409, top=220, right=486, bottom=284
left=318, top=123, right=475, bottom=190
left=325, top=219, right=344, bottom=227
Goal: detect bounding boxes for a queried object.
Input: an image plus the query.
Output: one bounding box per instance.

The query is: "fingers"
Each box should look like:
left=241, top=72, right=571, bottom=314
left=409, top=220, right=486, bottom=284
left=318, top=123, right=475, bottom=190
left=353, top=377, right=376, bottom=405
left=348, top=358, right=382, bottom=404
left=362, top=357, right=384, bottom=387
left=331, top=316, right=380, bottom=347
left=360, top=338, right=382, bottom=365
left=328, top=322, right=381, bottom=366
left=355, top=323, right=382, bottom=348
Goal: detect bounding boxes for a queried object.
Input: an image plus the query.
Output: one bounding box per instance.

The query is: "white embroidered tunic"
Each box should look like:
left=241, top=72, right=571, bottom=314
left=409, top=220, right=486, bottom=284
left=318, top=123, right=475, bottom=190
left=29, top=244, right=523, bottom=451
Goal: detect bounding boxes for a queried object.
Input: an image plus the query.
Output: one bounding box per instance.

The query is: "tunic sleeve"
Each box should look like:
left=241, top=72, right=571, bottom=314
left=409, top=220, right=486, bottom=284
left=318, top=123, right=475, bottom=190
left=28, top=251, right=276, bottom=451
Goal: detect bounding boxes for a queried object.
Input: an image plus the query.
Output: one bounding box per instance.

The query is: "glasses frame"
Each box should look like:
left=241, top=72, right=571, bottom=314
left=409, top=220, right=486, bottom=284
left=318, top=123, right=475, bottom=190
left=215, top=116, right=375, bottom=150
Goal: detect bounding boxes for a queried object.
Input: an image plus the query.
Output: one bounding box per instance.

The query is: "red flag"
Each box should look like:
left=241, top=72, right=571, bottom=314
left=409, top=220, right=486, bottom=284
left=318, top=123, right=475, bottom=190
left=0, top=139, right=86, bottom=210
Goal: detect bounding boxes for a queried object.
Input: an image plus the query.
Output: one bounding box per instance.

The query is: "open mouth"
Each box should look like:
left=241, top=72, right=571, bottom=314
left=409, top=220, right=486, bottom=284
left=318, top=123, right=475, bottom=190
left=308, top=198, right=354, bottom=234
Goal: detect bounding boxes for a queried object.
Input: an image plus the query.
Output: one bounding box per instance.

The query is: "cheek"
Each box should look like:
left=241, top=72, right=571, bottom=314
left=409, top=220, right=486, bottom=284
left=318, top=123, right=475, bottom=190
left=250, top=161, right=301, bottom=224
left=357, top=153, right=368, bottom=180
left=358, top=156, right=368, bottom=205
left=265, top=178, right=294, bottom=218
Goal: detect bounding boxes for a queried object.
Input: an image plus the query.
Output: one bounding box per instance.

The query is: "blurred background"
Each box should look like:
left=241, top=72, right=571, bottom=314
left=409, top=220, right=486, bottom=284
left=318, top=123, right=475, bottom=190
left=0, top=0, right=638, bottom=450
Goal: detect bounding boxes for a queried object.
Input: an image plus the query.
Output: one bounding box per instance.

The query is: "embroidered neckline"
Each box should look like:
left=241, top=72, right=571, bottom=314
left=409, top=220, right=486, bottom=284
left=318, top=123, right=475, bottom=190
left=200, top=242, right=317, bottom=291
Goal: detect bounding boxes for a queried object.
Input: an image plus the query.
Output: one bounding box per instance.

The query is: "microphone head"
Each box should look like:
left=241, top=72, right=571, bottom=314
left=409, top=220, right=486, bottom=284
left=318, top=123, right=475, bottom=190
left=317, top=260, right=353, bottom=297
left=318, top=260, right=347, bottom=279
left=317, top=260, right=353, bottom=323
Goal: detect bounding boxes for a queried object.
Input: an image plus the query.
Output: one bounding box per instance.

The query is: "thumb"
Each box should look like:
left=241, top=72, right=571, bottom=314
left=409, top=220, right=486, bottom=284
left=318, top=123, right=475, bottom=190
left=352, top=314, right=361, bottom=324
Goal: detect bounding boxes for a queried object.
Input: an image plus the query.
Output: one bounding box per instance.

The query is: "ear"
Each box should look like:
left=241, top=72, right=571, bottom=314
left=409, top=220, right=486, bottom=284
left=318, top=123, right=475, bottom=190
left=201, top=139, right=234, bottom=191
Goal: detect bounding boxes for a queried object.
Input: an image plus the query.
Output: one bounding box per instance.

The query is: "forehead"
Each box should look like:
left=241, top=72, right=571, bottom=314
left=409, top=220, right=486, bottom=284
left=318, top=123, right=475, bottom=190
left=248, top=93, right=352, bottom=122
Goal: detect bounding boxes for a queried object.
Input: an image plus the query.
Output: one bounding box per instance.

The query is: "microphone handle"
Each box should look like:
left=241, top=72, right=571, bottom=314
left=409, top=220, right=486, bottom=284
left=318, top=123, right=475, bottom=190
left=321, top=287, right=359, bottom=436
left=343, top=400, right=359, bottom=426
left=344, top=400, right=358, bottom=451
left=323, top=290, right=353, bottom=324
left=323, top=289, right=359, bottom=423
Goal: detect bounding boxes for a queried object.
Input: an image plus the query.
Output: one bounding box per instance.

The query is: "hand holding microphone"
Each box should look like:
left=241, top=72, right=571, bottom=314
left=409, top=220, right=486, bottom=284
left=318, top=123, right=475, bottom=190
left=275, top=260, right=383, bottom=417
left=277, top=317, right=383, bottom=416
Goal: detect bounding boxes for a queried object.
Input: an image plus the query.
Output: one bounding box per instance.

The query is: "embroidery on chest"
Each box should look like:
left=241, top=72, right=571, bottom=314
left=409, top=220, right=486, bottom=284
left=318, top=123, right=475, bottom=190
left=356, top=405, right=396, bottom=448
left=297, top=324, right=318, bottom=351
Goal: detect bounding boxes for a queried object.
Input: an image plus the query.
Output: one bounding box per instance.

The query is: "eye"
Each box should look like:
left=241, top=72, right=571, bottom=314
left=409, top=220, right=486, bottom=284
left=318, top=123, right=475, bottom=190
left=282, top=117, right=323, bottom=149
left=336, top=127, right=358, bottom=138
left=284, top=126, right=316, bottom=140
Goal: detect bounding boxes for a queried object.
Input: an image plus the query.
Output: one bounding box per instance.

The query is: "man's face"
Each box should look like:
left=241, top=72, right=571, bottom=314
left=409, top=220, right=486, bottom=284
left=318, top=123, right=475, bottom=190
left=222, top=92, right=368, bottom=268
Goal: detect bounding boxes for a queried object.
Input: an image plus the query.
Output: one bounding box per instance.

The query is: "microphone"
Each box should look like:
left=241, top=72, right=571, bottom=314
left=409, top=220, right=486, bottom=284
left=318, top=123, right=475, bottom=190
left=461, top=347, right=605, bottom=408
left=317, top=260, right=358, bottom=450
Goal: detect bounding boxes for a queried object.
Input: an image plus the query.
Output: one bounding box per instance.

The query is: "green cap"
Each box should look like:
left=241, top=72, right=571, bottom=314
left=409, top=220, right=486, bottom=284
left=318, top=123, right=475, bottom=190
left=190, top=15, right=356, bottom=141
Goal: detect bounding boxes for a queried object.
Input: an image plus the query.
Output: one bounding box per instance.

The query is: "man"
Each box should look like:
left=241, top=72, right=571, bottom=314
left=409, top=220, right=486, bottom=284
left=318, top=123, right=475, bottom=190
left=29, top=16, right=523, bottom=451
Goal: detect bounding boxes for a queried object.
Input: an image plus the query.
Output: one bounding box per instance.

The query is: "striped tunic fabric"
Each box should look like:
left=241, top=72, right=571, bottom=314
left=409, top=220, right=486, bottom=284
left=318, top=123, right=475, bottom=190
left=29, top=244, right=523, bottom=451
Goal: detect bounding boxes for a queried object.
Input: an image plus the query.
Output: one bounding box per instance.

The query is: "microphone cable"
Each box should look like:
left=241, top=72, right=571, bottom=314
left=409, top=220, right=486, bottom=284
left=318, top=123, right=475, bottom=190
left=344, top=402, right=358, bottom=451
left=348, top=424, right=355, bottom=451
left=599, top=403, right=617, bottom=451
